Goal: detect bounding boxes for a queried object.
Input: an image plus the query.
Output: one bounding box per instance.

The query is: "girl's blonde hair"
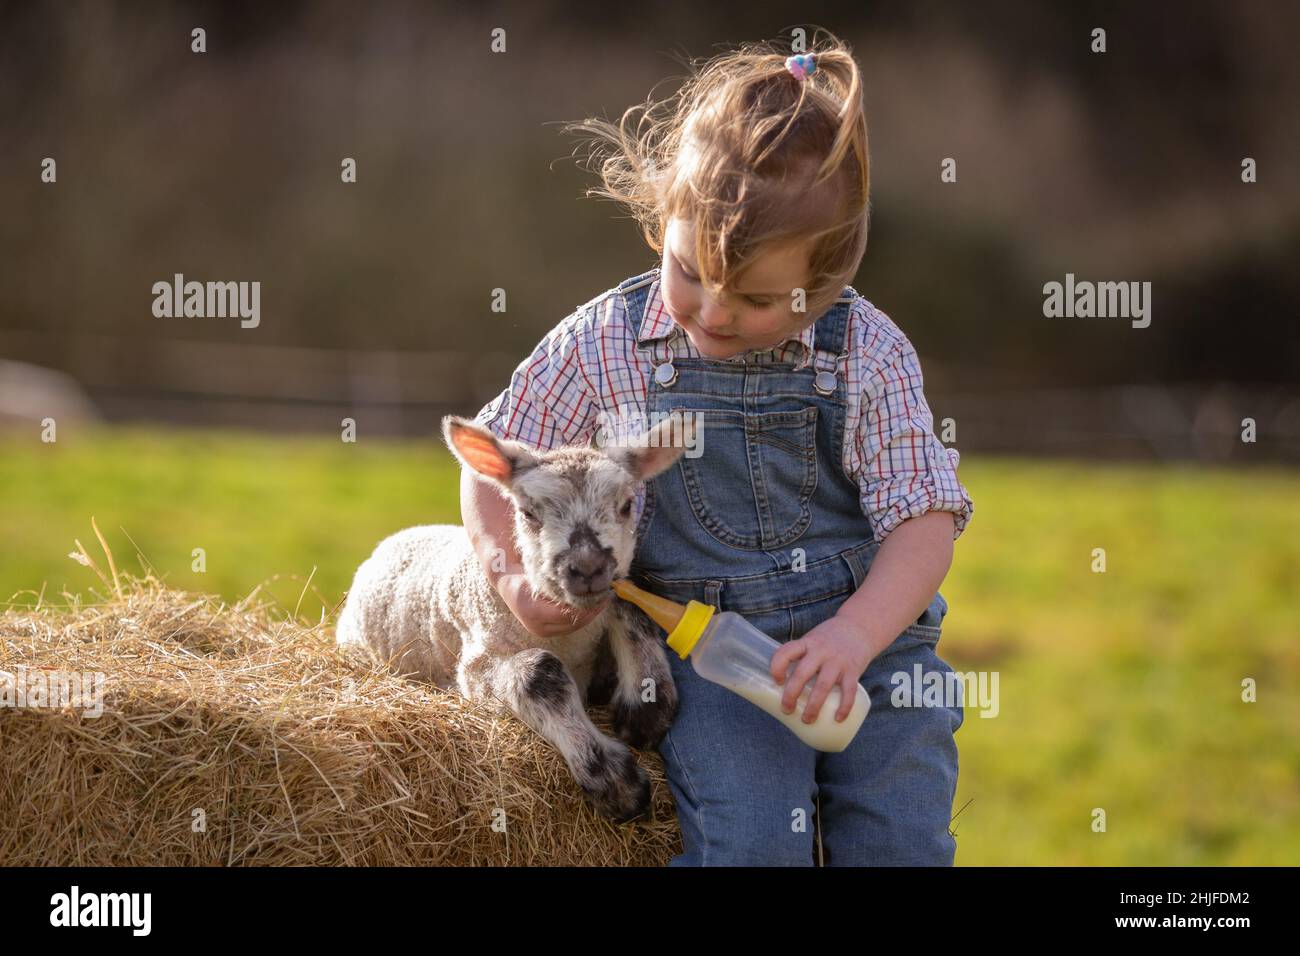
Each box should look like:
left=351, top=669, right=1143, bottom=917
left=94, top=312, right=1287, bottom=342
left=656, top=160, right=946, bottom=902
left=564, top=31, right=869, bottom=319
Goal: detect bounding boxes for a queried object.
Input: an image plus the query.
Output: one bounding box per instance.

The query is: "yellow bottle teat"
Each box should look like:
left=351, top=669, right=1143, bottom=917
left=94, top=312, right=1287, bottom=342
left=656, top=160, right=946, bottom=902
left=611, top=579, right=716, bottom=659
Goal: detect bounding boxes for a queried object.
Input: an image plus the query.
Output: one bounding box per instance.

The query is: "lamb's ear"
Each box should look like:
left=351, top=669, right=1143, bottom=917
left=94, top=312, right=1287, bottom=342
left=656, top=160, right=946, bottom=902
left=607, top=413, right=695, bottom=482
left=442, top=415, right=540, bottom=491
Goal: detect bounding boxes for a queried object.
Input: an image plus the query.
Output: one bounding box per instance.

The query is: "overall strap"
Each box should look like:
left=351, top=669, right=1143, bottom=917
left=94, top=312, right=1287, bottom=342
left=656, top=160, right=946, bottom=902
left=808, top=285, right=858, bottom=394
left=622, top=266, right=683, bottom=374
left=618, top=266, right=660, bottom=336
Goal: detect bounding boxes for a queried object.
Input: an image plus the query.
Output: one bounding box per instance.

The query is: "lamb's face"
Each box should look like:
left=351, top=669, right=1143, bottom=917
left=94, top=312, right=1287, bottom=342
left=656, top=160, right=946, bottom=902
left=510, top=450, right=641, bottom=608
left=443, top=413, right=689, bottom=610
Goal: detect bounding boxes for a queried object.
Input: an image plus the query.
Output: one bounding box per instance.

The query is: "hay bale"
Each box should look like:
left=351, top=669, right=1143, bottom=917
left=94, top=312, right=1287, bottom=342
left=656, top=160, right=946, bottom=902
left=0, top=566, right=682, bottom=865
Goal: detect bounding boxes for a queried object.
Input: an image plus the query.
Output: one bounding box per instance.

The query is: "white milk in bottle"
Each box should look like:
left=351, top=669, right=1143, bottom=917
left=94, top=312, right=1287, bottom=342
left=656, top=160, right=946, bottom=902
left=612, top=579, right=869, bottom=752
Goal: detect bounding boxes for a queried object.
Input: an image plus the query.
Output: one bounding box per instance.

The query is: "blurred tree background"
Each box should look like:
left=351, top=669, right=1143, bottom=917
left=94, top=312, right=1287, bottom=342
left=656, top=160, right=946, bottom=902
left=1, top=0, right=1297, bottom=454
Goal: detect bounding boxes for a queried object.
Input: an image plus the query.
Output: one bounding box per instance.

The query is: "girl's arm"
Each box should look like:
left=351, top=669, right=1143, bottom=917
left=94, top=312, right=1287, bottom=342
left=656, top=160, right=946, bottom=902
left=461, top=466, right=523, bottom=585
left=774, top=328, right=973, bottom=722
left=461, top=468, right=608, bottom=638
left=818, top=329, right=970, bottom=664
left=833, top=509, right=955, bottom=661
left=771, top=509, right=957, bottom=723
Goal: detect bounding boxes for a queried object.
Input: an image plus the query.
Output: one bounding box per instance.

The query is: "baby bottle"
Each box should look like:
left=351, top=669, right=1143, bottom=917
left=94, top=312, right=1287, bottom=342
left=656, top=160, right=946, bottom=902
left=611, top=579, right=869, bottom=752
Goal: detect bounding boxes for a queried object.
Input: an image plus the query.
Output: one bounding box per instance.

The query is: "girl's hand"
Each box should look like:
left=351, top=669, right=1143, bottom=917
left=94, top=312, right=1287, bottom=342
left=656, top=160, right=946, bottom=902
left=497, top=571, right=609, bottom=638
left=770, top=615, right=874, bottom=724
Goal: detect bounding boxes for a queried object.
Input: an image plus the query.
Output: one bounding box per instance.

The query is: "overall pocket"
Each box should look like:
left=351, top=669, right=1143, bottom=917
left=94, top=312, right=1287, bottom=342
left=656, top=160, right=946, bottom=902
left=675, top=405, right=818, bottom=550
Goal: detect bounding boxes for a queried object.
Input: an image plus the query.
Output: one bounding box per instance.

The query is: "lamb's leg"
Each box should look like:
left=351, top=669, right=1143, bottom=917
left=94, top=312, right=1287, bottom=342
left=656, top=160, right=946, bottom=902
left=605, top=601, right=678, bottom=750
left=469, top=648, right=651, bottom=824
left=584, top=635, right=618, bottom=707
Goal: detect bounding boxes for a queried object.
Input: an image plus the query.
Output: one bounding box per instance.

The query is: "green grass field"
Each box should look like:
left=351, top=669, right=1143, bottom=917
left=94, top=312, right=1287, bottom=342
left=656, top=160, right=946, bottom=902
left=2, top=424, right=1297, bottom=865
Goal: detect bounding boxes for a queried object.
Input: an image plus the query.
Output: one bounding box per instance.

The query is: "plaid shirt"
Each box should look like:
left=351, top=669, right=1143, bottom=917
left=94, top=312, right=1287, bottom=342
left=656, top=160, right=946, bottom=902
left=475, top=273, right=974, bottom=543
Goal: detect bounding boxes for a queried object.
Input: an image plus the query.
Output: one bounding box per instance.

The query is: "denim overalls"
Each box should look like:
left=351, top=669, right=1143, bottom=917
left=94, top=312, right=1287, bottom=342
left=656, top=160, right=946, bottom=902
left=619, top=267, right=965, bottom=866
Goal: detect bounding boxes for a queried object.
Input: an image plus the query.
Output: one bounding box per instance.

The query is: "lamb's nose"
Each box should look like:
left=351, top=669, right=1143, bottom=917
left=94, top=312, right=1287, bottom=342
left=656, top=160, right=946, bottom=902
left=567, top=550, right=608, bottom=581
left=565, top=544, right=614, bottom=594
left=566, top=526, right=613, bottom=592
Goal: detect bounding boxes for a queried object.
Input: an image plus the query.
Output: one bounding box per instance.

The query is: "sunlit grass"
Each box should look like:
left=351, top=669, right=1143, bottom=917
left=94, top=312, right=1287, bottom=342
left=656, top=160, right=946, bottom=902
left=0, top=424, right=461, bottom=620
left=946, top=457, right=1300, bottom=864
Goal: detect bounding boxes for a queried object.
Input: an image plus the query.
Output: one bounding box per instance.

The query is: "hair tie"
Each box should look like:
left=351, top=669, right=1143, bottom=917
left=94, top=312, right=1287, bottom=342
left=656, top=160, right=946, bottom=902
left=785, top=53, right=817, bottom=80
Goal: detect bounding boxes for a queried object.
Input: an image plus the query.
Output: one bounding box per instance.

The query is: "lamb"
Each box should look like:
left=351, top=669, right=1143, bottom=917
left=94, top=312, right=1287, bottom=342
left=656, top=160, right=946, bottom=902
left=336, top=414, right=688, bottom=823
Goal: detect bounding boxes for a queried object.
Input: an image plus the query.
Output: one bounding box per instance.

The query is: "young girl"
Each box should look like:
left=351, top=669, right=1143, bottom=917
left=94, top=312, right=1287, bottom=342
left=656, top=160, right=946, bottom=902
left=464, top=35, right=973, bottom=866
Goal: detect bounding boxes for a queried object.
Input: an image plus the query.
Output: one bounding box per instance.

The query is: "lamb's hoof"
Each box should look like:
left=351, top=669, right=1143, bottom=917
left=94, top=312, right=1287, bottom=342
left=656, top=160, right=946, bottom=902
left=610, top=686, right=678, bottom=750
left=580, top=744, right=652, bottom=824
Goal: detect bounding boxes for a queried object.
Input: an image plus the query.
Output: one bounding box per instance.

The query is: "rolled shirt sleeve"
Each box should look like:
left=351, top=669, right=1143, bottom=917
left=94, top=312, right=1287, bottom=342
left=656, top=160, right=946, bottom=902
left=855, top=338, right=974, bottom=542
left=474, top=308, right=600, bottom=452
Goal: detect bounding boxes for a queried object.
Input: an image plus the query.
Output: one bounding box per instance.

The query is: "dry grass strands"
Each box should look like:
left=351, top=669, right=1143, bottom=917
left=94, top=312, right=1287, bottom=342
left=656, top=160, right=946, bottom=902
left=0, top=534, right=682, bottom=865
